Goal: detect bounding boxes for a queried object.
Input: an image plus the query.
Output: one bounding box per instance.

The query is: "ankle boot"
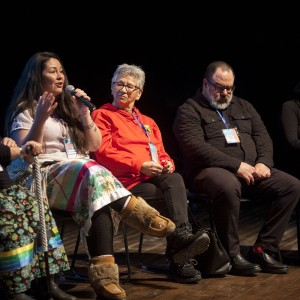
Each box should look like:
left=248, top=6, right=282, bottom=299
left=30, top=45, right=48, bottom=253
left=38, top=275, right=77, bottom=300
left=49, top=275, right=78, bottom=300
left=120, top=196, right=175, bottom=237
left=166, top=222, right=210, bottom=264
left=88, top=255, right=126, bottom=300
left=5, top=293, right=35, bottom=300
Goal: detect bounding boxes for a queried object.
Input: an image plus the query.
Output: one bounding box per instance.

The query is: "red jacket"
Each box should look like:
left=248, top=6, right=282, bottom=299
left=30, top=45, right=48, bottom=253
left=91, top=103, right=174, bottom=190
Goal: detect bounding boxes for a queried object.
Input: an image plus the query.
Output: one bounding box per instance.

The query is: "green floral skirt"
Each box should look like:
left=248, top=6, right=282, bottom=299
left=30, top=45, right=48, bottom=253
left=0, top=185, right=69, bottom=295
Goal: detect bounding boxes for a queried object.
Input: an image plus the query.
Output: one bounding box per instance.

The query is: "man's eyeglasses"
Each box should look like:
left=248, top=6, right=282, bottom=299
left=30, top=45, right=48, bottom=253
left=112, top=81, right=140, bottom=92
left=206, top=78, right=235, bottom=93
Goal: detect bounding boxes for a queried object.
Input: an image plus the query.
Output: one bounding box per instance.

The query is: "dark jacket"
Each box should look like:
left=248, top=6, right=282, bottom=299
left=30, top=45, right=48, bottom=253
left=173, top=89, right=274, bottom=183
left=280, top=99, right=300, bottom=178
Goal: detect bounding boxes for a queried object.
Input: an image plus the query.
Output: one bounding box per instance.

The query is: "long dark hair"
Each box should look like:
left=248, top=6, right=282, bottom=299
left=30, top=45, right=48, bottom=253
left=5, top=51, right=87, bottom=153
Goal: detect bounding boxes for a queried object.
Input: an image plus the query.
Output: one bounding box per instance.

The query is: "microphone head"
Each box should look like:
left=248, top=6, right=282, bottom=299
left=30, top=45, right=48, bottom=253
left=65, top=85, right=75, bottom=93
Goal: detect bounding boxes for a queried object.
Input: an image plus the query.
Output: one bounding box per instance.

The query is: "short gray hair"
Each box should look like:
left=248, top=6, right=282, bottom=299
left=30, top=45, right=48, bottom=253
left=112, top=63, right=145, bottom=90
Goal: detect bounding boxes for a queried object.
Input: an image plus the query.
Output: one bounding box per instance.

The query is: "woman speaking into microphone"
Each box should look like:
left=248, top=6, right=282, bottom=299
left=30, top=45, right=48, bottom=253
left=4, top=51, right=175, bottom=300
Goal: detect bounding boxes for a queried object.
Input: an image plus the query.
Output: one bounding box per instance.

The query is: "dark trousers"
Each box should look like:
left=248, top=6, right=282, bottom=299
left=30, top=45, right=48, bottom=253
left=130, top=172, right=189, bottom=226
left=191, top=167, right=300, bottom=257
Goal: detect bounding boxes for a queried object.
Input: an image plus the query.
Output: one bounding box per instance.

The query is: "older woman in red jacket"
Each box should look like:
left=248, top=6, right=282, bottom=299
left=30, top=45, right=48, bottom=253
left=92, top=63, right=210, bottom=284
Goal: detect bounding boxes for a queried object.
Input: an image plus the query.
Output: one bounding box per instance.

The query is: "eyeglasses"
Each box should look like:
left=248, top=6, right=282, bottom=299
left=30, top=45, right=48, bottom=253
left=112, top=81, right=140, bottom=92
left=206, top=78, right=235, bottom=93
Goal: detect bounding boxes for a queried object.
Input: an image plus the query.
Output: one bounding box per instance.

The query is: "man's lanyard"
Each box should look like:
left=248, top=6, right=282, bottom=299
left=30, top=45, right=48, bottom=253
left=216, top=110, right=230, bottom=129
left=216, top=109, right=240, bottom=144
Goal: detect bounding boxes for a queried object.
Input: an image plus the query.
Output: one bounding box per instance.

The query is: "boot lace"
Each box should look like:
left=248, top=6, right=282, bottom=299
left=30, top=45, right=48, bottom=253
left=178, top=258, right=198, bottom=269
left=175, top=222, right=192, bottom=236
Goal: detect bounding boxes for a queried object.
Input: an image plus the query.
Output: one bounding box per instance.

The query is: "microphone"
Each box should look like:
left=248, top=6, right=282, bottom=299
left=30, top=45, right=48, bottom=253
left=25, top=145, right=33, bottom=154
left=23, top=144, right=38, bottom=157
left=65, top=85, right=96, bottom=111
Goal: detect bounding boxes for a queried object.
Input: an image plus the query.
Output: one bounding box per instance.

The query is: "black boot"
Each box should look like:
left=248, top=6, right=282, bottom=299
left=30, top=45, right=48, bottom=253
left=230, top=253, right=262, bottom=276
left=5, top=293, right=35, bottom=300
left=50, top=275, right=78, bottom=300
left=248, top=246, right=288, bottom=274
left=166, top=222, right=210, bottom=264
left=169, top=258, right=202, bottom=284
left=39, top=275, right=78, bottom=300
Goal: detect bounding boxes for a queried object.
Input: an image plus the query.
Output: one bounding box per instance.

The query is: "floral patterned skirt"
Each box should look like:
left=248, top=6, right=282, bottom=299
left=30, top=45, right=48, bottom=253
left=0, top=185, right=69, bottom=295
left=43, top=158, right=131, bottom=237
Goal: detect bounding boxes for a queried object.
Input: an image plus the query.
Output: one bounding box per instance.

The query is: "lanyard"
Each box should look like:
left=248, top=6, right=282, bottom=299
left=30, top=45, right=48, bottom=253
left=216, top=110, right=230, bottom=129
left=132, top=108, right=151, bottom=142
left=216, top=110, right=240, bottom=144
left=132, top=108, right=158, bottom=162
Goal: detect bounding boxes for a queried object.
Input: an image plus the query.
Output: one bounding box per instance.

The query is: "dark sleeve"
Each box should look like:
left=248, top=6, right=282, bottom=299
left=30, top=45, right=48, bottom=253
left=0, top=144, right=11, bottom=167
left=281, top=100, right=300, bottom=150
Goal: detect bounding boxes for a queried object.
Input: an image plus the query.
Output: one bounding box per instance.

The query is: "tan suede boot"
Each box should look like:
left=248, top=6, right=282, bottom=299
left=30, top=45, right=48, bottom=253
left=88, top=256, right=126, bottom=300
left=120, top=196, right=175, bottom=237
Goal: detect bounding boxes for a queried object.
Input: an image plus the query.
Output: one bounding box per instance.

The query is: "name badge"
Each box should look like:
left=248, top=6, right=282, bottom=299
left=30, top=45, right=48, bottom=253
left=64, top=138, right=78, bottom=159
left=222, top=128, right=240, bottom=144
left=149, top=143, right=158, bottom=162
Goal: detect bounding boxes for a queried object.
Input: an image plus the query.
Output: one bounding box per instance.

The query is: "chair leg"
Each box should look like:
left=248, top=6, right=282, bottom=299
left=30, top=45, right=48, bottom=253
left=64, top=228, right=89, bottom=282
left=121, top=221, right=131, bottom=282
left=70, top=230, right=81, bottom=270
left=296, top=205, right=300, bottom=263
left=138, top=233, right=144, bottom=267
left=59, top=220, right=65, bottom=239
left=277, top=250, right=283, bottom=263
left=56, top=218, right=89, bottom=283
left=137, top=232, right=168, bottom=273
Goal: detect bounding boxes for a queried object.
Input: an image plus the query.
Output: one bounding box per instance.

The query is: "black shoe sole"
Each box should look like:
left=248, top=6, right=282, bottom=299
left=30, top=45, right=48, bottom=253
left=169, top=275, right=201, bottom=284
left=173, top=233, right=210, bottom=264
left=229, top=266, right=262, bottom=276
left=261, top=267, right=289, bottom=274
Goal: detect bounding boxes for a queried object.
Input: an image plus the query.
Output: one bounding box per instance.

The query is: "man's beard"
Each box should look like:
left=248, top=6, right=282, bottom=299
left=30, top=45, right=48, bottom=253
left=208, top=95, right=232, bottom=110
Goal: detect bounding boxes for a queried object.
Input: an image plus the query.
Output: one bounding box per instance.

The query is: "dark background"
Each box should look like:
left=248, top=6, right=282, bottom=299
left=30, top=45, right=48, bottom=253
left=2, top=4, right=300, bottom=169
